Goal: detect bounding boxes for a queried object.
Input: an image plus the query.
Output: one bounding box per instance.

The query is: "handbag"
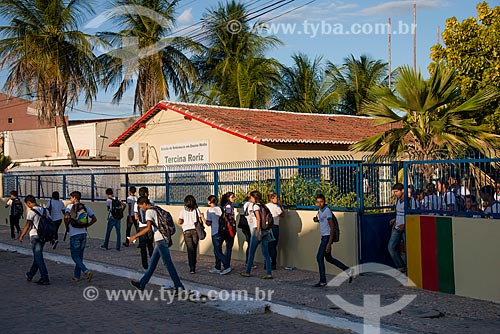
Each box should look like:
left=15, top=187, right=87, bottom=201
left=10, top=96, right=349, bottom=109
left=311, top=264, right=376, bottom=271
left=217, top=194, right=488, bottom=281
left=194, top=209, right=206, bottom=240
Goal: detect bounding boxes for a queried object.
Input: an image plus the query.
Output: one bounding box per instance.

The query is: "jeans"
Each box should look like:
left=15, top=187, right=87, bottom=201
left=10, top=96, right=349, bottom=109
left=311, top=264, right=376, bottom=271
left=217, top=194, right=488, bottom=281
left=52, top=219, right=63, bottom=241
left=242, top=227, right=251, bottom=264
left=317, top=236, right=349, bottom=283
left=224, top=236, right=234, bottom=266
left=70, top=233, right=89, bottom=279
left=103, top=217, right=121, bottom=250
left=139, top=227, right=154, bottom=269
left=10, top=214, right=21, bottom=239
left=245, top=228, right=272, bottom=275
left=124, top=216, right=139, bottom=245
left=28, top=237, right=49, bottom=280
left=388, top=229, right=406, bottom=269
left=268, top=225, right=280, bottom=267
left=212, top=233, right=232, bottom=270
left=139, top=239, right=184, bottom=289
left=183, top=229, right=199, bottom=272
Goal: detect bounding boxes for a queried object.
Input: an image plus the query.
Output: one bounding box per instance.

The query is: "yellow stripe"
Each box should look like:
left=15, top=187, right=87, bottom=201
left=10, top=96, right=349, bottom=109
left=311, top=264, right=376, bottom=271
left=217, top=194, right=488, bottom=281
left=406, top=215, right=422, bottom=288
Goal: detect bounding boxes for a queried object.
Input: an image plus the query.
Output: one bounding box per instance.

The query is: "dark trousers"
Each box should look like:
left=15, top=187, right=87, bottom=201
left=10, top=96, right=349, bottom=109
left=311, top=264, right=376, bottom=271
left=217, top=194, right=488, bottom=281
left=317, top=235, right=349, bottom=283
left=268, top=225, right=280, bottom=267
left=53, top=219, right=62, bottom=241
left=9, top=215, right=21, bottom=239
left=242, top=227, right=251, bottom=264
left=183, top=229, right=199, bottom=272
left=124, top=217, right=139, bottom=245
left=139, top=227, right=154, bottom=270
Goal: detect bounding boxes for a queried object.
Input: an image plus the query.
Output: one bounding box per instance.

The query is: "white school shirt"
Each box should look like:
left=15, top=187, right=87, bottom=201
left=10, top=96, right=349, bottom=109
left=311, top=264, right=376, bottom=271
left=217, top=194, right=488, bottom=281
left=27, top=206, right=47, bottom=238
left=317, top=206, right=332, bottom=236
left=423, top=194, right=441, bottom=210
left=127, top=195, right=137, bottom=217
left=46, top=199, right=65, bottom=221
left=266, top=202, right=283, bottom=226
left=179, top=208, right=199, bottom=231
left=65, top=203, right=95, bottom=237
left=441, top=191, right=456, bottom=209
left=247, top=203, right=260, bottom=230
left=395, top=199, right=405, bottom=228
left=206, top=206, right=222, bottom=236
left=484, top=202, right=500, bottom=217
left=135, top=199, right=155, bottom=228
left=144, top=208, right=164, bottom=242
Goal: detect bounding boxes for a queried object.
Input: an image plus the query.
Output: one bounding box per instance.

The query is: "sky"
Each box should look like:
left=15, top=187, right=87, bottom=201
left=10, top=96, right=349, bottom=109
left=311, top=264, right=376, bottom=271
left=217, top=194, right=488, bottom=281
left=0, top=0, right=493, bottom=120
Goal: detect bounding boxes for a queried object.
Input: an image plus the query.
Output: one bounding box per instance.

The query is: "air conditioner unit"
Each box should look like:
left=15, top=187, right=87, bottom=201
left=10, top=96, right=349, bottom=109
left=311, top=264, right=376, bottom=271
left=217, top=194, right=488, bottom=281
left=126, top=143, right=148, bottom=166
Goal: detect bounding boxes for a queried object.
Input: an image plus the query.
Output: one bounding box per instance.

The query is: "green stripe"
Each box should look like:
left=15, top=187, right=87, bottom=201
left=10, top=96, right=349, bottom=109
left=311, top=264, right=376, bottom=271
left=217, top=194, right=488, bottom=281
left=436, top=217, right=455, bottom=294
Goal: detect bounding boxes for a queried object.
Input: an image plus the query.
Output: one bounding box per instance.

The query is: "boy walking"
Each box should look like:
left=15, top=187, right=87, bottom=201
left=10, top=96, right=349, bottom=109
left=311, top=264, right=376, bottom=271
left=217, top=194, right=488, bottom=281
left=64, top=191, right=97, bottom=282
left=130, top=197, right=184, bottom=291
left=101, top=188, right=124, bottom=250
left=123, top=186, right=139, bottom=247
left=313, top=194, right=352, bottom=287
left=5, top=190, right=23, bottom=239
left=19, top=195, right=50, bottom=285
left=388, top=183, right=407, bottom=273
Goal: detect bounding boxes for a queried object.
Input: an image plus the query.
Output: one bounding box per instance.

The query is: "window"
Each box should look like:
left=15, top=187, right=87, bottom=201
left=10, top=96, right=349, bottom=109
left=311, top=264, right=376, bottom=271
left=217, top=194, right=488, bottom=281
left=7, top=118, right=12, bottom=123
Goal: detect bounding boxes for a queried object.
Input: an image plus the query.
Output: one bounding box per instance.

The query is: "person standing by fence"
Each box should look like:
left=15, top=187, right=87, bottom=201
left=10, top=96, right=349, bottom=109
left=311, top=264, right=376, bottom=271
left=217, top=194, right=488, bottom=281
left=5, top=190, right=23, bottom=240
left=266, top=192, right=285, bottom=270
left=123, top=186, right=139, bottom=247
left=388, top=183, right=407, bottom=273
left=46, top=191, right=65, bottom=249
left=178, top=195, right=204, bottom=274
left=206, top=195, right=231, bottom=275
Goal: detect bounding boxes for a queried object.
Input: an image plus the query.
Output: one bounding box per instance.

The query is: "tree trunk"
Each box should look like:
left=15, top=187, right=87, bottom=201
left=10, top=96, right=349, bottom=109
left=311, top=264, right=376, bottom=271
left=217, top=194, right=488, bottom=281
left=60, top=117, right=79, bottom=167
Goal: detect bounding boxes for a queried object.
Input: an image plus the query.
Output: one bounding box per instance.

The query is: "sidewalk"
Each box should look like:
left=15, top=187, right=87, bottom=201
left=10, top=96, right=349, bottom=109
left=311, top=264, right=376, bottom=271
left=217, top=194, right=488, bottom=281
left=1, top=225, right=499, bottom=334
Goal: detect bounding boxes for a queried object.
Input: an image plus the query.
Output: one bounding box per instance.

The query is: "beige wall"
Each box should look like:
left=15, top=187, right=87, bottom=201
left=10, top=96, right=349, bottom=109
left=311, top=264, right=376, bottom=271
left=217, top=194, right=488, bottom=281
left=452, top=217, right=500, bottom=302
left=120, top=110, right=258, bottom=167
left=4, top=128, right=58, bottom=159
left=257, top=144, right=366, bottom=160
left=0, top=199, right=357, bottom=274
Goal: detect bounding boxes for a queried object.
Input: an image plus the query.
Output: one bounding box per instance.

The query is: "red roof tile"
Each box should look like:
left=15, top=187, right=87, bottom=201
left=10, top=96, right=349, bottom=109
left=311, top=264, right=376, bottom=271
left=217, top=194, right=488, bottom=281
left=109, top=101, right=391, bottom=147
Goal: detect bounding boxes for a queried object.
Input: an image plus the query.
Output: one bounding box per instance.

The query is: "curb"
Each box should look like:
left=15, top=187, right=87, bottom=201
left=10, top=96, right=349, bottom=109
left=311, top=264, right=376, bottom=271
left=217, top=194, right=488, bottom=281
left=1, top=242, right=404, bottom=334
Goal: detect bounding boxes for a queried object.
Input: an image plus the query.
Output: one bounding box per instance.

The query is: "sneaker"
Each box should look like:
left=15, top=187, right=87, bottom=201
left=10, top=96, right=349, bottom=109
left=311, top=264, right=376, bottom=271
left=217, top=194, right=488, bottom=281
left=189, top=270, right=196, bottom=274
left=240, top=272, right=251, bottom=277
left=398, top=267, right=407, bottom=273
left=52, top=240, right=59, bottom=250
left=131, top=280, right=143, bottom=291
left=261, top=274, right=273, bottom=279
left=220, top=267, right=232, bottom=276
left=25, top=273, right=33, bottom=282
left=346, top=268, right=354, bottom=284
left=313, top=282, right=327, bottom=288
left=35, top=278, right=50, bottom=285
left=100, top=245, right=108, bottom=250
left=209, top=268, right=221, bottom=274
left=122, top=242, right=129, bottom=247
left=70, top=277, right=82, bottom=283
left=86, top=270, right=94, bottom=283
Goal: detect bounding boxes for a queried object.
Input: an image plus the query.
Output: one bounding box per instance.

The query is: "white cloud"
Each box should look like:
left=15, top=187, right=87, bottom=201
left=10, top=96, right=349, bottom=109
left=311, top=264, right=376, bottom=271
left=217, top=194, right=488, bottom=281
left=357, top=0, right=448, bottom=16
left=178, top=8, right=194, bottom=23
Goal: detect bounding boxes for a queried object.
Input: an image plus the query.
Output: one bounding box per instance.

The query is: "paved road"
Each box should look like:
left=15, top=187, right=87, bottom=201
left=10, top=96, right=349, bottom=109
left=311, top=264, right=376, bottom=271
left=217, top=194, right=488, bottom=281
left=0, top=250, right=346, bottom=334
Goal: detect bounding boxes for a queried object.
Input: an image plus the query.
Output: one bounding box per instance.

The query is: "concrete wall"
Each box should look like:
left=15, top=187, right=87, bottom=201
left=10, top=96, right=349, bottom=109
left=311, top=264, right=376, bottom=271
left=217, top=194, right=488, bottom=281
left=0, top=199, right=357, bottom=275
left=4, top=128, right=58, bottom=159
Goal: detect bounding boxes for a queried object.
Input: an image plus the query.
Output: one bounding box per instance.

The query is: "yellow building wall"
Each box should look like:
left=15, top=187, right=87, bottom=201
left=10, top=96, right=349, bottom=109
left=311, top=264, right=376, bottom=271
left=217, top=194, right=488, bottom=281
left=256, top=144, right=365, bottom=160
left=1, top=199, right=357, bottom=274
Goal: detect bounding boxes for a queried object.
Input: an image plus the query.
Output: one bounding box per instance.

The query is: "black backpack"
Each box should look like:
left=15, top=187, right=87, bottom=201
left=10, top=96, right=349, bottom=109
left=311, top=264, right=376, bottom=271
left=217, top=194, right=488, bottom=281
left=32, top=208, right=56, bottom=243
left=219, top=206, right=237, bottom=239
left=150, top=206, right=175, bottom=247
left=110, top=197, right=124, bottom=220
left=12, top=198, right=24, bottom=217
left=256, top=203, right=274, bottom=231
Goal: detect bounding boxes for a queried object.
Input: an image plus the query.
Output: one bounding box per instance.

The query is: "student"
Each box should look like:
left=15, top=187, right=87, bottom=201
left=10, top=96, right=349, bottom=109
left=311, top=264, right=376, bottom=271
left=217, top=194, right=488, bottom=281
left=219, top=192, right=236, bottom=269
left=130, top=197, right=184, bottom=291
left=64, top=191, right=97, bottom=282
left=422, top=183, right=440, bottom=211
left=205, top=195, right=231, bottom=275
left=19, top=195, right=50, bottom=285
left=388, top=184, right=407, bottom=273
left=240, top=190, right=273, bottom=279
left=241, top=192, right=252, bottom=265
left=178, top=195, right=204, bottom=274
left=313, top=194, right=352, bottom=287
left=480, top=185, right=500, bottom=219
left=5, top=190, right=23, bottom=239
left=439, top=180, right=456, bottom=212
left=45, top=191, right=65, bottom=249
left=266, top=192, right=285, bottom=270
left=101, top=188, right=123, bottom=251
left=123, top=186, right=139, bottom=247
left=134, top=187, right=155, bottom=270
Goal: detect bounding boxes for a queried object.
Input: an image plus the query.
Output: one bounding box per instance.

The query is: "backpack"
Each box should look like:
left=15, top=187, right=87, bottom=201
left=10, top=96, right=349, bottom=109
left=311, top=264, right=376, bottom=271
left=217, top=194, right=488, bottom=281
left=12, top=198, right=24, bottom=217
left=256, top=203, right=274, bottom=231
left=331, top=213, right=341, bottom=243
left=110, top=197, right=124, bottom=220
left=150, top=206, right=175, bottom=247
left=32, top=208, right=56, bottom=243
left=69, top=203, right=89, bottom=228
left=219, top=206, right=237, bottom=239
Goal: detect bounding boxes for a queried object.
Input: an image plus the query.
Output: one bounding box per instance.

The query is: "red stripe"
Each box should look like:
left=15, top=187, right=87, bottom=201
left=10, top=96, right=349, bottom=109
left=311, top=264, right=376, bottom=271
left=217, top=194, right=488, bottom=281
left=420, top=216, right=438, bottom=291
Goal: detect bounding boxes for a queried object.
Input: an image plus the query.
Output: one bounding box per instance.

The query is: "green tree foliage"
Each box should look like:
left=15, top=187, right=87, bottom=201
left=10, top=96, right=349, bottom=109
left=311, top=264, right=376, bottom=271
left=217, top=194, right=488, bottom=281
left=326, top=54, right=388, bottom=115
left=0, top=0, right=101, bottom=167
left=430, top=1, right=500, bottom=131
left=272, top=53, right=339, bottom=113
left=99, top=0, right=201, bottom=114
left=351, top=65, right=500, bottom=162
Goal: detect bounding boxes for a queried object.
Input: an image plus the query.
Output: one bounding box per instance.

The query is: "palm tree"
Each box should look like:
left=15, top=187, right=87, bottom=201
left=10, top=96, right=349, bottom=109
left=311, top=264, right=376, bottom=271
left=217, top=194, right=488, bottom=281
left=99, top=0, right=201, bottom=114
left=0, top=0, right=101, bottom=167
left=0, top=155, right=14, bottom=172
left=189, top=0, right=282, bottom=108
left=351, top=65, right=500, bottom=162
left=272, top=53, right=338, bottom=113
left=327, top=54, right=387, bottom=115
